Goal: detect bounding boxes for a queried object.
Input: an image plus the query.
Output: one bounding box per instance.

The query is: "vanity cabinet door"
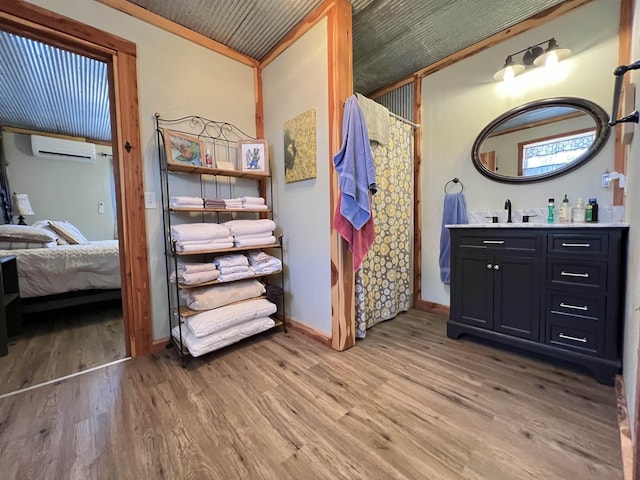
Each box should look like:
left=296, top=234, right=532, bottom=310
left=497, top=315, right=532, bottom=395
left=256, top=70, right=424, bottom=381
left=493, top=254, right=540, bottom=340
left=452, top=250, right=494, bottom=329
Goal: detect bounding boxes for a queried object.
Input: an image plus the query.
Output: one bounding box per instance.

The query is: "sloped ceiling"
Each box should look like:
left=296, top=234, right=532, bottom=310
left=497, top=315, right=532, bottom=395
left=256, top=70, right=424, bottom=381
left=0, top=0, right=570, bottom=142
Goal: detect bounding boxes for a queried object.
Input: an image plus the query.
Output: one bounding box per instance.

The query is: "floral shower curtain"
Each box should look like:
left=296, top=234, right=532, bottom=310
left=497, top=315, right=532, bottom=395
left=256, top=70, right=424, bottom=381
left=355, top=115, right=413, bottom=338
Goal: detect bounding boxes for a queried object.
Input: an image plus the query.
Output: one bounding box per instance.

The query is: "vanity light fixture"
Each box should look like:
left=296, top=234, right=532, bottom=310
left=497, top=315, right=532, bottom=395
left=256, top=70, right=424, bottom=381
left=494, top=38, right=571, bottom=82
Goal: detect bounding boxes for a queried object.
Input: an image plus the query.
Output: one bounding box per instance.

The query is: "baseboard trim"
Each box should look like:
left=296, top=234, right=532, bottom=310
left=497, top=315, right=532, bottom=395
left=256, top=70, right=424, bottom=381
left=151, top=336, right=170, bottom=353
left=286, top=317, right=332, bottom=348
left=615, top=375, right=633, bottom=480
left=414, top=299, right=450, bottom=316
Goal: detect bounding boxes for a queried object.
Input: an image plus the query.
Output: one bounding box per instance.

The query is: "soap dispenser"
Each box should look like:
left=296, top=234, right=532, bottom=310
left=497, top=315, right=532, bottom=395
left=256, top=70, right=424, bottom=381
left=572, top=198, right=586, bottom=223
left=559, top=194, right=571, bottom=223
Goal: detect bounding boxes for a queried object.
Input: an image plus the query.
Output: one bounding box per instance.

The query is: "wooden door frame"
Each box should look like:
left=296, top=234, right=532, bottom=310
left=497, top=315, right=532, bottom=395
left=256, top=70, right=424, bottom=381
left=0, top=1, right=152, bottom=356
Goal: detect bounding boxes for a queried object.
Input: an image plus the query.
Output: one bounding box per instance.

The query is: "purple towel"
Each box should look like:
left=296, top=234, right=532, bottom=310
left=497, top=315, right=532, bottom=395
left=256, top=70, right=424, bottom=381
left=439, top=192, right=468, bottom=284
left=333, top=95, right=377, bottom=230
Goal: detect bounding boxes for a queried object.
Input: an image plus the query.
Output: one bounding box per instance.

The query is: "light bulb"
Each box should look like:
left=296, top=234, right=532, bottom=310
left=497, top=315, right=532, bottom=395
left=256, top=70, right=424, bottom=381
left=545, top=51, right=558, bottom=66
left=503, top=66, right=515, bottom=82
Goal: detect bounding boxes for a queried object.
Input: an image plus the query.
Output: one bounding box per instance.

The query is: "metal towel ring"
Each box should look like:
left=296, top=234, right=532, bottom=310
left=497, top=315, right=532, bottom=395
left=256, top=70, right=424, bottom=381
left=444, top=177, right=464, bottom=193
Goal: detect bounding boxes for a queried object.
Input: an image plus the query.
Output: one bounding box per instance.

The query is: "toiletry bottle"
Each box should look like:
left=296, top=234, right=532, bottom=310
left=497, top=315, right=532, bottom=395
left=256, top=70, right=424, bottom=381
left=205, top=149, right=213, bottom=167
left=559, top=194, right=571, bottom=223
left=587, top=198, right=598, bottom=222
left=573, top=197, right=586, bottom=223
left=547, top=198, right=555, bottom=223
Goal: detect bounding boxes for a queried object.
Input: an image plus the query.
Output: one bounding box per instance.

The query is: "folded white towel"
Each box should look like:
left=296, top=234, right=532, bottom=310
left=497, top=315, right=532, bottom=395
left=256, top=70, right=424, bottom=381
left=247, top=251, right=271, bottom=264
left=176, top=236, right=234, bottom=246
left=171, top=223, right=231, bottom=242
left=218, top=270, right=256, bottom=282
left=182, top=279, right=266, bottom=311
left=250, top=265, right=281, bottom=275
left=218, top=265, right=251, bottom=274
left=223, top=219, right=277, bottom=236
left=176, top=242, right=234, bottom=252
left=233, top=232, right=275, bottom=241
left=243, top=204, right=268, bottom=210
left=178, top=262, right=217, bottom=274
left=185, top=298, right=277, bottom=338
left=241, top=196, right=266, bottom=205
left=170, top=203, right=204, bottom=209
left=170, top=269, right=220, bottom=285
left=249, top=257, right=281, bottom=269
left=170, top=196, right=204, bottom=206
left=234, top=235, right=276, bottom=247
left=214, top=254, right=249, bottom=268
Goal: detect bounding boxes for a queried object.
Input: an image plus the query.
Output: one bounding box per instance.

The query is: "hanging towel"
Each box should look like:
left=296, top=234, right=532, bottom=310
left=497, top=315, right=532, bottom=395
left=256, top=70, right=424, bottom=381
left=334, top=195, right=375, bottom=271
left=355, top=93, right=390, bottom=146
left=333, top=95, right=377, bottom=230
left=439, top=192, right=468, bottom=284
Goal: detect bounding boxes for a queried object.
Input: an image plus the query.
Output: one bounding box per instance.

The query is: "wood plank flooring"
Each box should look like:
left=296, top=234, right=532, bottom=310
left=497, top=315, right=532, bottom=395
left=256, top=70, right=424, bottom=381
left=0, top=300, right=125, bottom=396
left=0, top=309, right=621, bottom=479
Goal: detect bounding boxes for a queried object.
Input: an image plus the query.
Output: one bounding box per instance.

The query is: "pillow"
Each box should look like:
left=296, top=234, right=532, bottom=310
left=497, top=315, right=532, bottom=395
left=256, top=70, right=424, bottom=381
left=48, top=220, right=89, bottom=244
left=0, top=240, right=57, bottom=249
left=0, top=224, right=58, bottom=243
left=31, top=220, right=69, bottom=245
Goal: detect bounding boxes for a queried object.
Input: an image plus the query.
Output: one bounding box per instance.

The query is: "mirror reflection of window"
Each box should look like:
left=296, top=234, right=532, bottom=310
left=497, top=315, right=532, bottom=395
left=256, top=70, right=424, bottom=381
left=519, top=129, right=596, bottom=176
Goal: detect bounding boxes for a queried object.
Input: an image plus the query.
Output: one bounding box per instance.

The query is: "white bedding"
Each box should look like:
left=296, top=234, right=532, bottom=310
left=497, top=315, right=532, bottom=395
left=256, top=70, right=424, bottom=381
left=0, top=240, right=120, bottom=298
left=186, top=298, right=277, bottom=338
left=172, top=317, right=276, bottom=357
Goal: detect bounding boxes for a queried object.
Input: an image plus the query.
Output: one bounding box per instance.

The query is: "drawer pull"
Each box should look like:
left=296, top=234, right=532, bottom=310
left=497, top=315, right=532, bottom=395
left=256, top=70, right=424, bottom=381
left=483, top=240, right=505, bottom=244
left=561, top=242, right=591, bottom=248
left=559, top=333, right=587, bottom=343
left=560, top=271, right=589, bottom=278
left=486, top=263, right=493, bottom=269
left=559, top=302, right=588, bottom=311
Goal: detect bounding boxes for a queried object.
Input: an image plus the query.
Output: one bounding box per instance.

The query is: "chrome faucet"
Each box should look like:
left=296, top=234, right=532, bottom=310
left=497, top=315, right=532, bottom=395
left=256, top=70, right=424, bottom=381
left=504, top=199, right=512, bottom=223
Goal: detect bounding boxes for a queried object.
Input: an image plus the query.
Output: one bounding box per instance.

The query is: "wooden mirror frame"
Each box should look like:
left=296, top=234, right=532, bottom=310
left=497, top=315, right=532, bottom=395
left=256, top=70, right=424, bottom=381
left=472, top=97, right=611, bottom=183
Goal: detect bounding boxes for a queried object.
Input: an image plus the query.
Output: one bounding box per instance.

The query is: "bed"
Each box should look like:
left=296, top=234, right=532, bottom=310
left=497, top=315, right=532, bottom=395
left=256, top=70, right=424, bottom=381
left=0, top=223, right=121, bottom=314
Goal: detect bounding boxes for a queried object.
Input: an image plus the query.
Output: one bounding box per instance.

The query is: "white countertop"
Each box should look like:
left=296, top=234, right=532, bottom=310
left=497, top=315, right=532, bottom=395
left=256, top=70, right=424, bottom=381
left=447, top=222, right=629, bottom=229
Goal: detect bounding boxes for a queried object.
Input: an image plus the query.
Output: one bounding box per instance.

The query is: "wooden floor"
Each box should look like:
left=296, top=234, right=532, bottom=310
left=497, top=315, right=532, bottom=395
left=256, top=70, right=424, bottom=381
left=0, top=309, right=621, bottom=479
left=0, top=300, right=125, bottom=396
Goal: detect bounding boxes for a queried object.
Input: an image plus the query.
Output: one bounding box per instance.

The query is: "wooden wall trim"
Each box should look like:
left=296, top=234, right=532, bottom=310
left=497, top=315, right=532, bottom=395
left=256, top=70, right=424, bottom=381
left=95, top=0, right=258, bottom=68
left=286, top=318, right=332, bottom=348
left=259, top=0, right=335, bottom=69
left=614, top=0, right=632, bottom=207
left=328, top=0, right=355, bottom=351
left=414, top=299, right=450, bottom=316
left=151, top=337, right=170, bottom=353
left=1, top=1, right=152, bottom=356
left=367, top=0, right=594, bottom=98
left=412, top=75, right=423, bottom=307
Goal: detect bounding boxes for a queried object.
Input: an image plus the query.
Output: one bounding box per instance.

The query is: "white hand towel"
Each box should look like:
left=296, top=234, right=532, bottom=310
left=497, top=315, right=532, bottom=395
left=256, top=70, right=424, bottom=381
left=171, top=223, right=231, bottom=241
left=234, top=235, right=276, bottom=247
left=241, top=196, right=266, bottom=205
left=223, top=219, right=277, bottom=236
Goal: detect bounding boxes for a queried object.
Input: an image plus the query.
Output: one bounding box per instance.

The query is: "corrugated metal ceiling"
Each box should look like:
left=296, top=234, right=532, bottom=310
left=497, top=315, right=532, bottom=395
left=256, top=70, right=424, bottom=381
left=0, top=0, right=570, bottom=142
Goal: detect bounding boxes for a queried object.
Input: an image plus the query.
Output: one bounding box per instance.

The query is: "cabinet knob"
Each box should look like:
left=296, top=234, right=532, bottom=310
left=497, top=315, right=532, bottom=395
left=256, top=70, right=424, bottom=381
left=487, top=263, right=493, bottom=269
left=493, top=264, right=500, bottom=270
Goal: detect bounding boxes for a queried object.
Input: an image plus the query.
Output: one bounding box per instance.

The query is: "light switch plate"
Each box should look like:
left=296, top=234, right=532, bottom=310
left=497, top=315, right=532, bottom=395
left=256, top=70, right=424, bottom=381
left=144, top=192, right=157, bottom=209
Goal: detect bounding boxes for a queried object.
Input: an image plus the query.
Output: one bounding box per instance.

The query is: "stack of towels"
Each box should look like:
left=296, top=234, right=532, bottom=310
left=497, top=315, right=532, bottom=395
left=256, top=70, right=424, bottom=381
left=223, top=219, right=277, bottom=247
left=247, top=250, right=282, bottom=275
left=223, top=198, right=243, bottom=209
left=170, top=261, right=220, bottom=285
left=204, top=197, right=226, bottom=209
left=213, top=253, right=255, bottom=282
left=241, top=196, right=268, bottom=210
left=171, top=223, right=234, bottom=252
left=170, top=196, right=203, bottom=209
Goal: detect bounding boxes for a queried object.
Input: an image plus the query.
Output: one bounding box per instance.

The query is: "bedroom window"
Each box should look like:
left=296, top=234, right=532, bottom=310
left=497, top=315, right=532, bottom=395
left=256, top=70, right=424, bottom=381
left=518, top=129, right=596, bottom=176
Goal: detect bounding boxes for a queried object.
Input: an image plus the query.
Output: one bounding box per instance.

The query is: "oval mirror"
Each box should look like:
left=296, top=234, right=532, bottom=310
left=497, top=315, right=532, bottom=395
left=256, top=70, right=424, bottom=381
left=472, top=97, right=611, bottom=183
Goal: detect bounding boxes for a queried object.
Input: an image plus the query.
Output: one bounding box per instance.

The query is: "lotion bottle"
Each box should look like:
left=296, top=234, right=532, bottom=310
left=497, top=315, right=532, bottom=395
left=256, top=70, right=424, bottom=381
left=559, top=194, right=571, bottom=223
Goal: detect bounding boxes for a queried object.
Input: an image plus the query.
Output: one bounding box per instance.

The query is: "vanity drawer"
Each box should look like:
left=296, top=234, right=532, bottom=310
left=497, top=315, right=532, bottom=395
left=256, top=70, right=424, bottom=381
left=547, top=322, right=601, bottom=356
left=546, top=291, right=604, bottom=322
left=458, top=233, right=538, bottom=251
left=547, top=259, right=607, bottom=290
left=547, top=233, right=608, bottom=256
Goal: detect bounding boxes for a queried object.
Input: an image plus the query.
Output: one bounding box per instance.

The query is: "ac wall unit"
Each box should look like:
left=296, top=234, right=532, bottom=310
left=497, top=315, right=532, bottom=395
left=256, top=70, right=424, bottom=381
left=30, top=134, right=97, bottom=163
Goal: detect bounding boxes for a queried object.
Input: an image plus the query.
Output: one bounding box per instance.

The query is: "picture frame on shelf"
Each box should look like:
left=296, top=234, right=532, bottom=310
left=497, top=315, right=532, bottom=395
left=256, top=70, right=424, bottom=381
left=238, top=140, right=269, bottom=175
left=163, top=129, right=204, bottom=167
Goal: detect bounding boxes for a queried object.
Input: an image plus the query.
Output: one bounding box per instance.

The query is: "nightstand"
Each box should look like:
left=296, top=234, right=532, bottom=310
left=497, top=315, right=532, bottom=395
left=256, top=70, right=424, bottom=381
left=0, top=255, right=21, bottom=357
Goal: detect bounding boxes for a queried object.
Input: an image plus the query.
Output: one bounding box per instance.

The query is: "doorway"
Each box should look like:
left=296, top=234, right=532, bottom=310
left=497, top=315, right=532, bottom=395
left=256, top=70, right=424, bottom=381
left=0, top=2, right=151, bottom=372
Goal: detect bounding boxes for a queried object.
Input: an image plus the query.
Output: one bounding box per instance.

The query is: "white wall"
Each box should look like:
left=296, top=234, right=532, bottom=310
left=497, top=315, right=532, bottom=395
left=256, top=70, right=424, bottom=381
left=263, top=19, right=332, bottom=335
left=4, top=132, right=115, bottom=240
left=25, top=0, right=256, bottom=339
left=623, top=0, right=640, bottom=438
left=421, top=0, right=620, bottom=306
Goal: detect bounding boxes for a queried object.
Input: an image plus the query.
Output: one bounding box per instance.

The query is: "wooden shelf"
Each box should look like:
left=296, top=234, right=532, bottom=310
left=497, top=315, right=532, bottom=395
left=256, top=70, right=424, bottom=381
left=174, top=243, right=281, bottom=256
left=170, top=207, right=270, bottom=213
left=178, top=270, right=282, bottom=289
left=167, top=163, right=269, bottom=180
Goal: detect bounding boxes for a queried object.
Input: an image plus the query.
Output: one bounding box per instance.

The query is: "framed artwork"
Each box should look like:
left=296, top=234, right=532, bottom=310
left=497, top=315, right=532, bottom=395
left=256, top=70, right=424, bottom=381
left=284, top=109, right=317, bottom=183
left=238, top=140, right=269, bottom=175
left=163, top=129, right=203, bottom=167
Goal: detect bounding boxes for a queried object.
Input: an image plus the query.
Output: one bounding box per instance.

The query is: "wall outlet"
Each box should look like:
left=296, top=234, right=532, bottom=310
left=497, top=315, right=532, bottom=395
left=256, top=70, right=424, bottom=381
left=144, top=192, right=157, bottom=209
left=98, top=201, right=104, bottom=214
